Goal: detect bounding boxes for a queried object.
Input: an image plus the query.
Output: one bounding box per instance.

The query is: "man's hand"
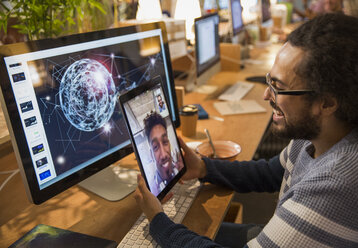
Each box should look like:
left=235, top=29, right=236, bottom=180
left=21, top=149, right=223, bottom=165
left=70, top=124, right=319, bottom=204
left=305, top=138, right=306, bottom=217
left=174, top=149, right=184, bottom=171
left=134, top=174, right=171, bottom=221
left=178, top=137, right=207, bottom=180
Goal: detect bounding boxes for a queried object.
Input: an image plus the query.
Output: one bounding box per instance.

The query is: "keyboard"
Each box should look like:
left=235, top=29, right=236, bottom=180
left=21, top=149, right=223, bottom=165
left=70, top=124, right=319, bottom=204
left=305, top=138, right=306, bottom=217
left=117, top=179, right=201, bottom=248
left=217, top=81, right=254, bottom=102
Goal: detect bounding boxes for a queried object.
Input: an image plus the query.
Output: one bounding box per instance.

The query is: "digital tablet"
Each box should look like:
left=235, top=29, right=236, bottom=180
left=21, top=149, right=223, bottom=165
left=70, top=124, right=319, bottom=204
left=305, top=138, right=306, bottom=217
left=119, top=79, right=186, bottom=200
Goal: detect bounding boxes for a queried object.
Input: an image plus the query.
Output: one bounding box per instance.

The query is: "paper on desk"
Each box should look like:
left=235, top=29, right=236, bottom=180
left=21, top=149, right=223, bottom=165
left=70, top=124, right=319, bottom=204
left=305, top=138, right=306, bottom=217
left=214, top=100, right=266, bottom=115
left=194, top=85, right=218, bottom=94
left=242, top=59, right=264, bottom=65
left=218, top=81, right=254, bottom=102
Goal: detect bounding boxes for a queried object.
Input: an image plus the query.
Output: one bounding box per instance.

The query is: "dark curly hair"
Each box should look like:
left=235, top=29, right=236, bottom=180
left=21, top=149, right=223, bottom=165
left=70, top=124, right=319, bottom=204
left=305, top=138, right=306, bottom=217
left=144, top=111, right=167, bottom=140
left=287, top=13, right=358, bottom=126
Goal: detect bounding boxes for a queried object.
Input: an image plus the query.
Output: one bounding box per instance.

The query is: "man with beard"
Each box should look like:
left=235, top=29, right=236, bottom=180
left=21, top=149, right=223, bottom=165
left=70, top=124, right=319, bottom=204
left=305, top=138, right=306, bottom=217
left=144, top=111, right=183, bottom=196
left=134, top=13, right=358, bottom=247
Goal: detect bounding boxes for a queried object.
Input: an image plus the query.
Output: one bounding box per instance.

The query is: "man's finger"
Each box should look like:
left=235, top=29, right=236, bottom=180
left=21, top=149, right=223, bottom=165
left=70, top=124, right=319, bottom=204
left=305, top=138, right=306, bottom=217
left=178, top=136, right=190, bottom=153
left=134, top=188, right=143, bottom=202
left=178, top=136, right=186, bottom=147
left=137, top=174, right=148, bottom=194
left=161, top=192, right=173, bottom=204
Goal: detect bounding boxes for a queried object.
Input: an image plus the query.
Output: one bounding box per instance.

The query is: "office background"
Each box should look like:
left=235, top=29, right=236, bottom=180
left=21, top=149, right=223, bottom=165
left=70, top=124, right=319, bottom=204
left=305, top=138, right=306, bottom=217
left=3, top=0, right=358, bottom=241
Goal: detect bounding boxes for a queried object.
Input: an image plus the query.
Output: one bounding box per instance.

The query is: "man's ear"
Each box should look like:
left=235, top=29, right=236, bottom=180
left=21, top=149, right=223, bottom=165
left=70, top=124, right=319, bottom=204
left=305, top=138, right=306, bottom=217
left=320, top=95, right=338, bottom=116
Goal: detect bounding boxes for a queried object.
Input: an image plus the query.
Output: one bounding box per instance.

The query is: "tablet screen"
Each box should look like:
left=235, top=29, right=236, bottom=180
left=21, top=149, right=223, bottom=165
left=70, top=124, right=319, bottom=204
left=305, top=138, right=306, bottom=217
left=119, top=78, right=186, bottom=200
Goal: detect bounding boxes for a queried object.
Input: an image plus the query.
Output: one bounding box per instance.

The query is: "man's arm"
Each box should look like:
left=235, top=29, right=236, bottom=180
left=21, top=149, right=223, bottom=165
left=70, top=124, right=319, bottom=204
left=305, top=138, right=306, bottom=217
left=202, top=155, right=284, bottom=193
left=178, top=137, right=284, bottom=193
left=150, top=212, right=221, bottom=248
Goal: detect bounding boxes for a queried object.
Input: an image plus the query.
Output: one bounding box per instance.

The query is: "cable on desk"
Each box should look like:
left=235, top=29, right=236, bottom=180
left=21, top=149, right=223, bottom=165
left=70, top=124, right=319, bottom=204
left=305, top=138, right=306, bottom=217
left=0, top=169, right=19, bottom=192
left=0, top=169, right=19, bottom=174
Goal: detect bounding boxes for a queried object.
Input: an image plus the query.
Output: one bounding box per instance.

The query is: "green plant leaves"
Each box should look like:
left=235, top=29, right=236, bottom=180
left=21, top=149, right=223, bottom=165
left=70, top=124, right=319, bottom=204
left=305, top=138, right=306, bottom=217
left=0, top=0, right=107, bottom=41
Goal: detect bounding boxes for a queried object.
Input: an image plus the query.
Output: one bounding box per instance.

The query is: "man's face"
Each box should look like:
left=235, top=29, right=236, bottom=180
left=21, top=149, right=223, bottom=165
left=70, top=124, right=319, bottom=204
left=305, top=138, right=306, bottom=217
left=157, top=95, right=164, bottom=108
left=149, top=124, right=173, bottom=180
left=263, top=43, right=322, bottom=140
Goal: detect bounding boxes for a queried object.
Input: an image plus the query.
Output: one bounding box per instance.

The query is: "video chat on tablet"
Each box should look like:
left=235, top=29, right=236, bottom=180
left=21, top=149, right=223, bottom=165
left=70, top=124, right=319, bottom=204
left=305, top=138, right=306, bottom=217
left=119, top=79, right=186, bottom=200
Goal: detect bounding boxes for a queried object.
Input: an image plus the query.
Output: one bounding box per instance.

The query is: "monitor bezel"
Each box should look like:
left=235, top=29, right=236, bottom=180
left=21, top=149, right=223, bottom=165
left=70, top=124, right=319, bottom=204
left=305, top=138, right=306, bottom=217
left=0, top=21, right=180, bottom=204
left=194, top=12, right=221, bottom=78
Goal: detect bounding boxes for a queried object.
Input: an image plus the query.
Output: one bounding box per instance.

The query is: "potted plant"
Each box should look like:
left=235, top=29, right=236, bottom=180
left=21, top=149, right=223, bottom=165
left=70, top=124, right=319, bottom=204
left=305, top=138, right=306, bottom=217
left=0, top=0, right=107, bottom=41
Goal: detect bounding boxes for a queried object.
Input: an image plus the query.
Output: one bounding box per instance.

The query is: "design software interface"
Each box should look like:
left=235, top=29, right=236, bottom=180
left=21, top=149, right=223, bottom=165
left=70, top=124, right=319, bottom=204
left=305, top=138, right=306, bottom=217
left=3, top=28, right=175, bottom=191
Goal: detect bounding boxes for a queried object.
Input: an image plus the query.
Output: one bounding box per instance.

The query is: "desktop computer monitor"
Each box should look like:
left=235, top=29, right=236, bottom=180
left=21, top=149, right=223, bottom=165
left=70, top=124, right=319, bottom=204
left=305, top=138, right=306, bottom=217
left=194, top=13, right=221, bottom=87
left=230, top=0, right=244, bottom=36
left=261, top=0, right=272, bottom=24
left=0, top=22, right=180, bottom=204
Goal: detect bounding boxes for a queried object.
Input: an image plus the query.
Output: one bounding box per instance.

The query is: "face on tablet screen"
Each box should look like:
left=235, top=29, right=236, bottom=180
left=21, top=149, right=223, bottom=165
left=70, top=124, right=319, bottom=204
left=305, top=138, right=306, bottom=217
left=121, top=82, right=185, bottom=197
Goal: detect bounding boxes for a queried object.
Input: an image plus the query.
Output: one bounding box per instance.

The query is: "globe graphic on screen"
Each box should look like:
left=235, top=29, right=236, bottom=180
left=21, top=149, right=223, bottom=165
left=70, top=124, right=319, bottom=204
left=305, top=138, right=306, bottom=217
left=59, top=58, right=117, bottom=132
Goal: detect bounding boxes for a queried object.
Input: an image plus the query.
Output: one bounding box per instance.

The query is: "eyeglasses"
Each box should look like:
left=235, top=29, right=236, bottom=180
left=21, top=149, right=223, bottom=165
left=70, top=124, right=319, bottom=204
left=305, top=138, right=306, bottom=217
left=266, top=73, right=315, bottom=106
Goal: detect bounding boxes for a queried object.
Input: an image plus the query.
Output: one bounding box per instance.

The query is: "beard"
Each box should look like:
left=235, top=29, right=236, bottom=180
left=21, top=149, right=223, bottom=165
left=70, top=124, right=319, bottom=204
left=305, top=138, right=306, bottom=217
left=270, top=100, right=321, bottom=140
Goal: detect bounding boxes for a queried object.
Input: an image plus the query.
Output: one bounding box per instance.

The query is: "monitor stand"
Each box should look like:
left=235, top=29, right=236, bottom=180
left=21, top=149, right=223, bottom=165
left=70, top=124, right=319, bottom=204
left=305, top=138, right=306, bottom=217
left=231, top=34, right=240, bottom=44
left=195, top=61, right=221, bottom=87
left=78, top=165, right=139, bottom=201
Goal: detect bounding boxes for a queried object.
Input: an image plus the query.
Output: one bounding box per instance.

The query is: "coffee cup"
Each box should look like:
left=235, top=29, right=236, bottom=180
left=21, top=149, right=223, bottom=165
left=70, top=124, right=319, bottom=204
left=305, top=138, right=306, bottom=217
left=179, top=104, right=198, bottom=137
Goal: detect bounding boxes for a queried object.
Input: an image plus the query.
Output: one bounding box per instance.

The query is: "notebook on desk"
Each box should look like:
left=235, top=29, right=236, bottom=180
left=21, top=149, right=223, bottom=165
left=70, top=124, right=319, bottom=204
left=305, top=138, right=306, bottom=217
left=9, top=224, right=118, bottom=248
left=193, top=104, right=209, bottom=119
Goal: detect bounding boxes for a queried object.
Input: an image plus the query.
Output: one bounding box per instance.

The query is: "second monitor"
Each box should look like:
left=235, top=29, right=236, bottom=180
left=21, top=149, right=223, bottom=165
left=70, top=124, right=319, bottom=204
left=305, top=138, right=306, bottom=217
left=231, top=0, right=244, bottom=37
left=194, top=13, right=221, bottom=87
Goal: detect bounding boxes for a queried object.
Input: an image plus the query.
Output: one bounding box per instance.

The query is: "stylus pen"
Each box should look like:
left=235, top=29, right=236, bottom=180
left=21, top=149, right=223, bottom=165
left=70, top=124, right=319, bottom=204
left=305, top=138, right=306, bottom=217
left=210, top=116, right=224, bottom=122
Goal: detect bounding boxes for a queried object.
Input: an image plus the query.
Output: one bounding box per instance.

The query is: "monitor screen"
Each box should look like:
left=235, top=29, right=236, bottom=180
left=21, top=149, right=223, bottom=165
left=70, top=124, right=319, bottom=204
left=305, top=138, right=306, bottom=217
left=195, top=13, right=220, bottom=82
left=0, top=22, right=179, bottom=204
left=203, top=0, right=229, bottom=10
left=231, top=0, right=244, bottom=36
left=203, top=0, right=217, bottom=11
left=219, top=0, right=229, bottom=9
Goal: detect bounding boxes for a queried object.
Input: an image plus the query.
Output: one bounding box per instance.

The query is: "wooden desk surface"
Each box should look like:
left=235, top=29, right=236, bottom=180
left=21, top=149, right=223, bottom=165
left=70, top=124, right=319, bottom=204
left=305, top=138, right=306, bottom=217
left=0, top=108, right=10, bottom=147
left=0, top=43, right=280, bottom=247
